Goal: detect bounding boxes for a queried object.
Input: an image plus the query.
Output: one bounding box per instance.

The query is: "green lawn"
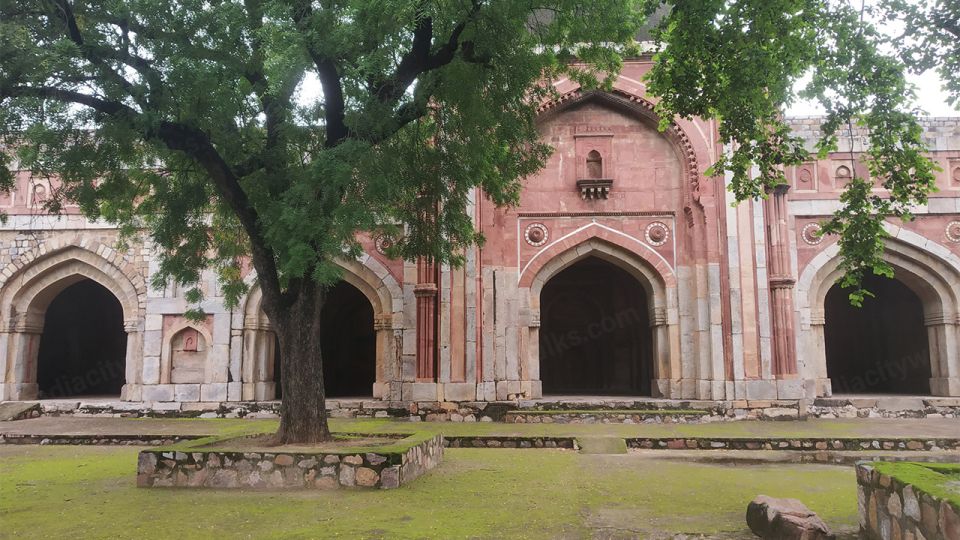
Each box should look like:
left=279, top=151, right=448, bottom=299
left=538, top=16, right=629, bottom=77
left=7, top=415, right=954, bottom=440
left=0, top=445, right=860, bottom=539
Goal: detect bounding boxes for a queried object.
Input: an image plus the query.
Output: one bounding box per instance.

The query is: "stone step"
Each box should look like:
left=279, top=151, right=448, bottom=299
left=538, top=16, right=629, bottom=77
left=0, top=402, right=41, bottom=421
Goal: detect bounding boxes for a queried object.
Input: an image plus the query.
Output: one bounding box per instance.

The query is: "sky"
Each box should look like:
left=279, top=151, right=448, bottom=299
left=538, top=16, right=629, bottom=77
left=787, top=70, right=958, bottom=118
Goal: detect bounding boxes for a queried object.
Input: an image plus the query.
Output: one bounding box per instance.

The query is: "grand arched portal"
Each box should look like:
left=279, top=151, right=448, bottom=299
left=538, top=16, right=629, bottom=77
left=824, top=274, right=931, bottom=394
left=539, top=256, right=652, bottom=395
left=36, top=279, right=128, bottom=397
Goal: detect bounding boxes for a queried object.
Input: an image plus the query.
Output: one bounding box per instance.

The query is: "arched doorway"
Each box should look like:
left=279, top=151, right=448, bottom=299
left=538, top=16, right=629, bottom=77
left=539, top=256, right=652, bottom=395
left=320, top=281, right=376, bottom=397
left=36, top=279, right=127, bottom=398
left=824, top=274, right=931, bottom=394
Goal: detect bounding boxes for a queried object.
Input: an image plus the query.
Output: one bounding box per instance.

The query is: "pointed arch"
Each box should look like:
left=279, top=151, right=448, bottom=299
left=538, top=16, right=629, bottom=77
left=796, top=224, right=960, bottom=396
left=238, top=254, right=404, bottom=400
left=520, top=234, right=681, bottom=398
left=0, top=242, right=146, bottom=400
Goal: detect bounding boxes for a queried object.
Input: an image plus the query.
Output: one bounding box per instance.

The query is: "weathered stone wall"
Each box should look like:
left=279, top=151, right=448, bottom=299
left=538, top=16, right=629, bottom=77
left=856, top=462, right=960, bottom=540
left=2, top=62, right=959, bottom=405
left=136, top=433, right=444, bottom=489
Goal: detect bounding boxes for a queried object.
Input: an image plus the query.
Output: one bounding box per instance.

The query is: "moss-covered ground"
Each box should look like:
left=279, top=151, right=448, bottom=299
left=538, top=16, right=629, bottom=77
left=4, top=415, right=958, bottom=440
left=870, top=461, right=960, bottom=508
left=0, top=444, right=861, bottom=539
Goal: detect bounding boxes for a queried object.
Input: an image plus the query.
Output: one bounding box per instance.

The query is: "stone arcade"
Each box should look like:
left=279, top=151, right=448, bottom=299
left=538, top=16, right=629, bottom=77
left=2, top=59, right=959, bottom=405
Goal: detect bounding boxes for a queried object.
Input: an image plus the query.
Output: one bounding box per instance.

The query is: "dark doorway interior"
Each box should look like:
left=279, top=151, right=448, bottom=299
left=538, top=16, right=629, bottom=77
left=824, top=274, right=931, bottom=394
left=539, top=256, right=652, bottom=395
left=321, top=281, right=376, bottom=397
left=37, top=279, right=127, bottom=398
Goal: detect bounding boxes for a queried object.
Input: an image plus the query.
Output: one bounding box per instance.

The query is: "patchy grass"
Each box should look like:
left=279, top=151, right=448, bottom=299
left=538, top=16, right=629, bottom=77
left=6, top=416, right=959, bottom=441
left=0, top=445, right=860, bottom=539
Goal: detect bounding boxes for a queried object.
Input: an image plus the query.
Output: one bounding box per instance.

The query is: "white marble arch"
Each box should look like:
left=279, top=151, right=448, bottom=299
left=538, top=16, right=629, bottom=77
left=0, top=245, right=145, bottom=400
left=239, top=255, right=404, bottom=401
left=796, top=223, right=960, bottom=396
left=520, top=236, right=682, bottom=399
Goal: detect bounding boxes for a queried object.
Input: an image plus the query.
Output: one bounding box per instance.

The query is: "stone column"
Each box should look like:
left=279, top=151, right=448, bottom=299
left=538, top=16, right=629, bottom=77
left=763, top=185, right=799, bottom=380
left=414, top=258, right=438, bottom=381
left=121, top=319, right=143, bottom=401
left=925, top=315, right=960, bottom=396
left=2, top=323, right=43, bottom=400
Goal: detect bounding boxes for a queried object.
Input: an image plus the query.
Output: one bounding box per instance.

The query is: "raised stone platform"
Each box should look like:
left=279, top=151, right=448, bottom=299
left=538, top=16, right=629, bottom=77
left=4, top=394, right=959, bottom=424
left=856, top=461, right=960, bottom=539
left=137, top=432, right=444, bottom=490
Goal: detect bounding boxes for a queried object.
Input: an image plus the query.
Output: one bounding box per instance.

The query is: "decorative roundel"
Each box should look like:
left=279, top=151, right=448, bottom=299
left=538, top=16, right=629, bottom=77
left=801, top=222, right=824, bottom=245
left=798, top=168, right=813, bottom=185
left=524, top=223, right=548, bottom=247
left=952, top=167, right=960, bottom=184
left=375, top=234, right=394, bottom=255
left=644, top=221, right=670, bottom=247
left=946, top=221, right=960, bottom=243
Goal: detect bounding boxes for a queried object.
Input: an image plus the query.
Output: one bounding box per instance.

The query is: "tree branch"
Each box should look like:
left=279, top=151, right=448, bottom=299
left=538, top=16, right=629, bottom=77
left=3, top=83, right=285, bottom=310
left=290, top=1, right=349, bottom=147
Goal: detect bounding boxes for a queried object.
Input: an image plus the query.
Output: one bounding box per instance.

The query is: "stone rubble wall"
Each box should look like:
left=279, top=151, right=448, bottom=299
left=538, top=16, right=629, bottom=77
left=136, top=433, right=444, bottom=490
left=630, top=438, right=960, bottom=452
left=23, top=396, right=960, bottom=423
left=856, top=462, right=960, bottom=540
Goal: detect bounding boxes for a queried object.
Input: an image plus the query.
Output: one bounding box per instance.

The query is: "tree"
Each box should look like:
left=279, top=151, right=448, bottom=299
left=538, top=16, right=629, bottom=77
left=0, top=0, right=642, bottom=442
left=642, top=0, right=939, bottom=305
left=0, top=1, right=944, bottom=442
left=880, top=0, right=960, bottom=108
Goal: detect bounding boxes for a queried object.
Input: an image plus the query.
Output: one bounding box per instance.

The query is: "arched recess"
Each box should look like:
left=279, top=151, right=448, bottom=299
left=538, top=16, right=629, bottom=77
left=796, top=226, right=960, bottom=396
left=160, top=322, right=213, bottom=385
left=533, top=84, right=727, bottom=400
left=239, top=255, right=404, bottom=401
left=537, top=87, right=707, bottom=216
left=0, top=245, right=145, bottom=400
left=520, top=235, right=681, bottom=398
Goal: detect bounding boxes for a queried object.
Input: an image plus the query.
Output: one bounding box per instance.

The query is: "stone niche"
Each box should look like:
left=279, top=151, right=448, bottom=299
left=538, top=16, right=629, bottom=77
left=137, top=433, right=444, bottom=490
left=169, top=327, right=207, bottom=384
left=575, top=130, right=614, bottom=199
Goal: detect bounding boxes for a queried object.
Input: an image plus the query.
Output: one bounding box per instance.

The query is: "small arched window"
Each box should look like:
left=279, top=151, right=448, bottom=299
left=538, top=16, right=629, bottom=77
left=169, top=327, right=207, bottom=384
left=586, top=150, right=603, bottom=179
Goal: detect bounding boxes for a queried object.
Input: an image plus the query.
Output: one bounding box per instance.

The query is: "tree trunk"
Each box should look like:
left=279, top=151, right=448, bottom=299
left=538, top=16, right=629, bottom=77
left=274, top=283, right=332, bottom=444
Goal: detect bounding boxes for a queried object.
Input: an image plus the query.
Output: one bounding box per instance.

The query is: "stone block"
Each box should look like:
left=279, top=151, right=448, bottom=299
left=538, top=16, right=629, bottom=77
left=200, top=383, right=228, bottom=402
left=442, top=382, right=476, bottom=402
left=496, top=380, right=521, bottom=400
left=173, top=384, right=200, bottom=402
left=745, top=380, right=778, bottom=400
left=141, top=357, right=161, bottom=385
left=776, top=379, right=808, bottom=400
left=355, top=467, right=379, bottom=487
left=226, top=382, right=242, bottom=402
left=141, top=384, right=175, bottom=402
left=338, top=466, right=356, bottom=487
left=403, top=382, right=438, bottom=402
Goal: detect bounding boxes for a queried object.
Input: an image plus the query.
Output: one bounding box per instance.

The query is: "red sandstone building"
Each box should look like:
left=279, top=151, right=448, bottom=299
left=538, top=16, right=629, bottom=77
left=1, top=59, right=959, bottom=405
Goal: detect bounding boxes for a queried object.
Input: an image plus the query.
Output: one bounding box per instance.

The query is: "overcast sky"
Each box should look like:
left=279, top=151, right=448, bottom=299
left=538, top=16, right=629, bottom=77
left=787, top=70, right=958, bottom=117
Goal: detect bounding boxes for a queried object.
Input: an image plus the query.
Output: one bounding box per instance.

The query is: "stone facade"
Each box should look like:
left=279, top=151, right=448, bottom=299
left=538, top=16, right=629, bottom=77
left=2, top=58, right=959, bottom=405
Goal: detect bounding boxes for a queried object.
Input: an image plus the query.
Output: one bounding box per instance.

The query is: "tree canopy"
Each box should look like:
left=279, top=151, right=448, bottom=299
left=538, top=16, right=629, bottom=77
left=0, top=0, right=952, bottom=439
left=642, top=0, right=943, bottom=304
